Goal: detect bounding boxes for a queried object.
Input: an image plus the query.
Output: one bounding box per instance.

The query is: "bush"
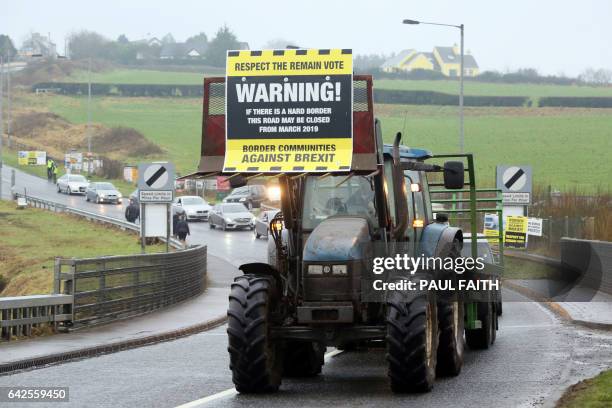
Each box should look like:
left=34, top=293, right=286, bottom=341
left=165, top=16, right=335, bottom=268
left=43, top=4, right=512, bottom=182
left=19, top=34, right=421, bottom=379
left=373, top=89, right=528, bottom=107
left=538, top=97, right=612, bottom=108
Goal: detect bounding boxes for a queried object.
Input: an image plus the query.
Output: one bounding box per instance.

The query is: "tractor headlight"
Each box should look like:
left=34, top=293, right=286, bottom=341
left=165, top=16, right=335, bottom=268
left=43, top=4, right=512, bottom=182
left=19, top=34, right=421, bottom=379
left=308, top=265, right=323, bottom=275
left=332, top=265, right=348, bottom=275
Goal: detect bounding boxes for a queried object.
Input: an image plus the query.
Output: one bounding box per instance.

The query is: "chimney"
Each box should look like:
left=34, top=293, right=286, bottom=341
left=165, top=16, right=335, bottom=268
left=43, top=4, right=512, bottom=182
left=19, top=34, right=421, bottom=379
left=452, top=43, right=460, bottom=55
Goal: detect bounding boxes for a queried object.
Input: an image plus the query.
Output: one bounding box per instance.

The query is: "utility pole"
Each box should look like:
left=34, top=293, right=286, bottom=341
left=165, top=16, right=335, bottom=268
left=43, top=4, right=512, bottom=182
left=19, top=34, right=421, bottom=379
left=87, top=57, right=92, bottom=174
left=7, top=53, right=11, bottom=148
left=1, top=56, right=4, bottom=200
left=459, top=24, right=464, bottom=153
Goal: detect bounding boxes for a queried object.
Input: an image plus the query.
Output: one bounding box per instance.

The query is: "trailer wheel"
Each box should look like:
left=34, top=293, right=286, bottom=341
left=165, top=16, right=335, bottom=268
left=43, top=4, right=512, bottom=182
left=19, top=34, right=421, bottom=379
left=227, top=274, right=282, bottom=393
left=465, top=301, right=495, bottom=350
left=436, top=300, right=465, bottom=376
left=283, top=341, right=324, bottom=377
left=386, top=288, right=438, bottom=393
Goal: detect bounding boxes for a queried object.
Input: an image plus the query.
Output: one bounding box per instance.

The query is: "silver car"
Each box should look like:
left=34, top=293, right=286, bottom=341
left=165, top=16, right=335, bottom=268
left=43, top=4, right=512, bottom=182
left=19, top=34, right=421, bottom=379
left=173, top=196, right=212, bottom=222
left=57, top=174, right=89, bottom=195
left=85, top=182, right=123, bottom=204
left=209, top=203, right=255, bottom=231
left=254, top=210, right=280, bottom=239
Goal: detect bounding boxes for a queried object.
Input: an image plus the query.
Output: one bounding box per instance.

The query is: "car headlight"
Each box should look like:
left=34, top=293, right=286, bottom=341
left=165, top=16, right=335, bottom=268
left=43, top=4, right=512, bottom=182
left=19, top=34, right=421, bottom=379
left=99, top=194, right=106, bottom=198
left=117, top=192, right=123, bottom=198
left=239, top=197, right=246, bottom=202
left=225, top=217, right=233, bottom=223
left=308, top=265, right=323, bottom=275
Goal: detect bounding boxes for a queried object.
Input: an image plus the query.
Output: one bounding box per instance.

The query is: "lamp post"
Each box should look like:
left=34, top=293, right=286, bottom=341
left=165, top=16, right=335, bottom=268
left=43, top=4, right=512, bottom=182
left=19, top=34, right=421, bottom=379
left=403, top=19, right=465, bottom=153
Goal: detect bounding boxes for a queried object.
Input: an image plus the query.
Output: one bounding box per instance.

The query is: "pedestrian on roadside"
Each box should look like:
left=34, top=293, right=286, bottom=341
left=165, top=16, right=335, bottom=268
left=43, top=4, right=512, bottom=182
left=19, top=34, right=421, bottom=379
left=46, top=159, right=54, bottom=181
left=175, top=214, right=190, bottom=247
left=52, top=164, right=58, bottom=184
left=173, top=208, right=185, bottom=237
left=125, top=198, right=140, bottom=223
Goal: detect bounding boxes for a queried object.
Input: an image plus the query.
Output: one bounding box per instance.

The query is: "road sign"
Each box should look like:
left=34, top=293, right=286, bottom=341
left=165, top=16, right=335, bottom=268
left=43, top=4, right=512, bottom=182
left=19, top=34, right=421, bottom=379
left=504, top=216, right=528, bottom=248
left=527, top=217, right=543, bottom=236
left=496, top=165, right=532, bottom=204
left=138, top=163, right=175, bottom=202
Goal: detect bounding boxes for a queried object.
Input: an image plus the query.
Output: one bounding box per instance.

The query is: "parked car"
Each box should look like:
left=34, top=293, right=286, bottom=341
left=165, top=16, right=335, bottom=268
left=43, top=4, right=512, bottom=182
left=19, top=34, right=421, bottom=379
left=209, top=203, right=255, bottom=231
left=223, top=185, right=267, bottom=210
left=57, top=174, right=89, bottom=195
left=254, top=209, right=280, bottom=239
left=173, top=196, right=212, bottom=221
left=86, top=182, right=123, bottom=204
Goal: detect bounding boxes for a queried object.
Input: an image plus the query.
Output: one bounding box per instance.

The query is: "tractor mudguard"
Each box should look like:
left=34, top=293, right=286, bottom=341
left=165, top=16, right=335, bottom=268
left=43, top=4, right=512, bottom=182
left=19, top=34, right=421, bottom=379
left=420, top=223, right=451, bottom=257
left=239, top=262, right=280, bottom=279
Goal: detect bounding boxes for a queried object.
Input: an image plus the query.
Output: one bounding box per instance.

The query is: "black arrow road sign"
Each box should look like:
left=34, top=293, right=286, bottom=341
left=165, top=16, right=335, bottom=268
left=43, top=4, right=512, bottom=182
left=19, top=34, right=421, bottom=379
left=146, top=166, right=167, bottom=187
left=504, top=168, right=525, bottom=190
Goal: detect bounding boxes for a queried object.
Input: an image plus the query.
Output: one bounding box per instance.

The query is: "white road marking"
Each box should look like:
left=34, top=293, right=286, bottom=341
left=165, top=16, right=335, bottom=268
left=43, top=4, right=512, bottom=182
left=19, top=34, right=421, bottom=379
left=174, top=349, right=344, bottom=408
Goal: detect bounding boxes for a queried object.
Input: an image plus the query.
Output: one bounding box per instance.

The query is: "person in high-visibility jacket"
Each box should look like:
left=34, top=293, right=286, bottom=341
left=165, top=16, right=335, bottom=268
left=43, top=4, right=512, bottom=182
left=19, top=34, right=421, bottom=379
left=47, top=159, right=54, bottom=181
left=52, top=164, right=58, bottom=184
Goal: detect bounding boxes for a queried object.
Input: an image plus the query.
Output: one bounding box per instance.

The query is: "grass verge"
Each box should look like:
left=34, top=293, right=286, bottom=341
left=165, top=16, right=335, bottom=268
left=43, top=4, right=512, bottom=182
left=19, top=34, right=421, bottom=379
left=0, top=200, right=162, bottom=296
left=556, top=370, right=612, bottom=408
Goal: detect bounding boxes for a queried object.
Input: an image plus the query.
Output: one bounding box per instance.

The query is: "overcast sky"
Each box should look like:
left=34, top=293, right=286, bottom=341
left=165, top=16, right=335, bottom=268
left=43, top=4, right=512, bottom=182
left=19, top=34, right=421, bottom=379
left=2, top=0, right=611, bottom=76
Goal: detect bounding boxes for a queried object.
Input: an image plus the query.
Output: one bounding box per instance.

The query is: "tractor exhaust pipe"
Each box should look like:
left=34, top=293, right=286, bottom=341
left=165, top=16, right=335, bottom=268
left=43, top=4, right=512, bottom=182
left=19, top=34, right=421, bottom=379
left=392, top=132, right=409, bottom=239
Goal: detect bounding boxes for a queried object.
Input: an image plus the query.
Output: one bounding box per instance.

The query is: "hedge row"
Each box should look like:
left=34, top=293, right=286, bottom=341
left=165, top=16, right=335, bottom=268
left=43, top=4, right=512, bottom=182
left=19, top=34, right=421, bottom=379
left=538, top=96, right=612, bottom=108
left=34, top=82, right=532, bottom=107
left=373, top=89, right=529, bottom=107
left=33, top=82, right=204, bottom=97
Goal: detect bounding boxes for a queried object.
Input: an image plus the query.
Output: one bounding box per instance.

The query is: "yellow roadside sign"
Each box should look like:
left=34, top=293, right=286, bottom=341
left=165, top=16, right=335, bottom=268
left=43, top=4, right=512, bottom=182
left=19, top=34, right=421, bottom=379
left=224, top=48, right=353, bottom=173
left=504, top=216, right=528, bottom=248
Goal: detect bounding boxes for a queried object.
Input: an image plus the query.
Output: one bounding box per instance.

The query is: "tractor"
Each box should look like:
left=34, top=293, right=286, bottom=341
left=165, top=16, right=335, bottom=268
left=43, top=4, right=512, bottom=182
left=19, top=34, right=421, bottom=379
left=189, top=75, right=501, bottom=393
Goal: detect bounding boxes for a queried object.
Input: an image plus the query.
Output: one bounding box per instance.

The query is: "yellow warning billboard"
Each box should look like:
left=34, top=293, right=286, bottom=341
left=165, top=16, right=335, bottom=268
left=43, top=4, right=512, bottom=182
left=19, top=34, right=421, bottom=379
left=224, top=49, right=353, bottom=173
left=504, top=216, right=528, bottom=249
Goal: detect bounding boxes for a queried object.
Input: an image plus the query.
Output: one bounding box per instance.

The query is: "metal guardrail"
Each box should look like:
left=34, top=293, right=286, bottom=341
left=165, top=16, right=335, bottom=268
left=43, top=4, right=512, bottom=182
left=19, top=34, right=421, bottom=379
left=55, top=245, right=207, bottom=328
left=1, top=193, right=206, bottom=340
left=0, top=295, right=73, bottom=341
left=14, top=192, right=182, bottom=248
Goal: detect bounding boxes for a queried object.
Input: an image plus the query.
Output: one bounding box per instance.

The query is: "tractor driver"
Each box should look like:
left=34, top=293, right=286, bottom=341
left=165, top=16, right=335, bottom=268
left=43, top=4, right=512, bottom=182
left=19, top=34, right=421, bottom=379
left=346, top=179, right=376, bottom=218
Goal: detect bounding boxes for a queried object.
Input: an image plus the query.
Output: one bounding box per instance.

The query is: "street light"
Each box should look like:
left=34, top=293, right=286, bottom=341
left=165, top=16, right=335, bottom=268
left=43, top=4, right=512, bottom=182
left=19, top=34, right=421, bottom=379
left=402, top=19, right=465, bottom=153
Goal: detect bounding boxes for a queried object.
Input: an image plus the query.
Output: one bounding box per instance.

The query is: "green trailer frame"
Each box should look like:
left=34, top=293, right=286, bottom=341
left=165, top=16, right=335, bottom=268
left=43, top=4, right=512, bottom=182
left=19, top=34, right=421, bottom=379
left=427, top=153, right=504, bottom=330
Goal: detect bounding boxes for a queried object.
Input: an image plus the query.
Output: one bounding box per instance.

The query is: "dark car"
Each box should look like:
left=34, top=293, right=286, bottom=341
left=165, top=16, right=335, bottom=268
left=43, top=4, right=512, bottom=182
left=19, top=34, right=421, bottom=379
left=86, top=182, right=123, bottom=204
left=254, top=209, right=280, bottom=239
left=222, top=185, right=266, bottom=210
left=209, top=203, right=255, bottom=231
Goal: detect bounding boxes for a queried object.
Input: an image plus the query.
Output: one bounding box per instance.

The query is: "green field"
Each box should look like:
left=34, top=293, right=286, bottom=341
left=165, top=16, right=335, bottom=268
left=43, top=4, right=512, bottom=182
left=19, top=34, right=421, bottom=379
left=0, top=200, right=162, bottom=297
left=65, top=69, right=612, bottom=98
left=31, top=93, right=611, bottom=190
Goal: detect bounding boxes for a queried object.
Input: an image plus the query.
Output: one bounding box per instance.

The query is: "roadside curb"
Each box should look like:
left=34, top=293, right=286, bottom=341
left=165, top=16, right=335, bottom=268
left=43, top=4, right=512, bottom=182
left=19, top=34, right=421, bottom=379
left=503, top=280, right=612, bottom=331
left=0, top=315, right=227, bottom=375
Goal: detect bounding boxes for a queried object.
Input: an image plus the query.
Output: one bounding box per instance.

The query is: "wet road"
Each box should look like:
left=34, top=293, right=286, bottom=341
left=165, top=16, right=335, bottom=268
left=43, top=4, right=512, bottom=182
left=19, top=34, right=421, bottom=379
left=1, top=295, right=611, bottom=408
left=0, top=165, right=267, bottom=267
left=2, top=166, right=612, bottom=407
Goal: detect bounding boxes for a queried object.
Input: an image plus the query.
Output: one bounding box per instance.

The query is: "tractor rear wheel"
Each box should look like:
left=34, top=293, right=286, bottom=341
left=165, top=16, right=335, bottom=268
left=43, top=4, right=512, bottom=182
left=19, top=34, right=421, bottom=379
left=466, top=301, right=495, bottom=350
left=386, top=287, right=438, bottom=393
left=227, top=275, right=282, bottom=393
left=283, top=341, right=324, bottom=377
left=436, top=300, right=465, bottom=376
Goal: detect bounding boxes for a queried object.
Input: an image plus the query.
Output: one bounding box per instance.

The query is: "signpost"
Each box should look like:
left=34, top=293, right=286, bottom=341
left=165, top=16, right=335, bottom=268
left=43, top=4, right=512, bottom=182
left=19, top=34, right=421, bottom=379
left=496, top=165, right=532, bottom=205
left=224, top=48, right=353, bottom=173
left=18, top=151, right=47, bottom=166
left=138, top=162, right=175, bottom=252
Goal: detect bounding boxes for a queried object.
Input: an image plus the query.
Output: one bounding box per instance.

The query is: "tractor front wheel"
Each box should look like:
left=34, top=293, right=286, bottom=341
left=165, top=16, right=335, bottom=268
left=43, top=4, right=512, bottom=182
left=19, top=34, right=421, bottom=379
left=283, top=341, right=324, bottom=377
left=386, top=287, right=438, bottom=393
left=227, top=275, right=282, bottom=393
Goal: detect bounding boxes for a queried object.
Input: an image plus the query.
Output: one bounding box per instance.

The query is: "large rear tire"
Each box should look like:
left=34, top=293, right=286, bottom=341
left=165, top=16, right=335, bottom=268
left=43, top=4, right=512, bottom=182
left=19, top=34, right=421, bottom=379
left=436, top=300, right=465, bottom=376
left=465, top=301, right=495, bottom=350
left=283, top=341, right=324, bottom=377
left=386, top=287, right=438, bottom=393
left=227, top=275, right=282, bottom=393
